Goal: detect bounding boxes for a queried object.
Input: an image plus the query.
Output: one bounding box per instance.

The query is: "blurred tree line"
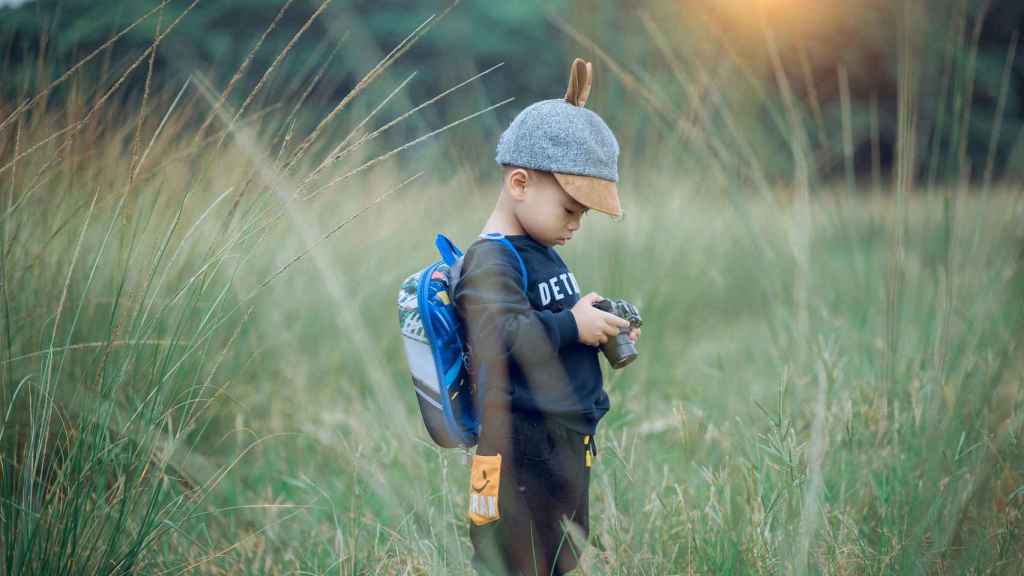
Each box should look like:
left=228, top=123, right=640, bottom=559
left=1, top=0, right=1022, bottom=185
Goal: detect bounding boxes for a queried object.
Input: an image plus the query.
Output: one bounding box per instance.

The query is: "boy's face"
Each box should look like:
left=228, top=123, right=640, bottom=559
left=507, top=168, right=590, bottom=247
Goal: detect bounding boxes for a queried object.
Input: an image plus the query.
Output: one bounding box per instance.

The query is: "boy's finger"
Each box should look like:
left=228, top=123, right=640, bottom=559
left=598, top=310, right=630, bottom=327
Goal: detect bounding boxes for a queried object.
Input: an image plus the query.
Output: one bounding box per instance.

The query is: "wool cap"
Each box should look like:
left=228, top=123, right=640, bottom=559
left=495, top=59, right=622, bottom=217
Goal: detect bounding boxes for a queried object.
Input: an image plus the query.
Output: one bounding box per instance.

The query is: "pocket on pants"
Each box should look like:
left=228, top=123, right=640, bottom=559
left=514, top=419, right=554, bottom=462
left=468, top=453, right=501, bottom=526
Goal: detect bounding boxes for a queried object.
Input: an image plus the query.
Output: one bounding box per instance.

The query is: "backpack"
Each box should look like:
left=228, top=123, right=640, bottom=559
left=397, top=232, right=527, bottom=448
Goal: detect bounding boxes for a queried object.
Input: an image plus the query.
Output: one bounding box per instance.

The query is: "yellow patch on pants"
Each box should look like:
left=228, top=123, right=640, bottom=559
left=468, top=453, right=501, bottom=526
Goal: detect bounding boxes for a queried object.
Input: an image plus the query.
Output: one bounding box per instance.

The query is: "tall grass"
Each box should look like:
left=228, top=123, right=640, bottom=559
left=2, top=1, right=1023, bottom=574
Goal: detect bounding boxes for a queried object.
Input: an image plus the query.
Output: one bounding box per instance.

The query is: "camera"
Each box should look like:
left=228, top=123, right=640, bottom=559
left=592, top=298, right=643, bottom=369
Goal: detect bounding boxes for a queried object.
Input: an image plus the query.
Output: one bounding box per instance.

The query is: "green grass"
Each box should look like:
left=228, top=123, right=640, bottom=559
left=2, top=5, right=1023, bottom=575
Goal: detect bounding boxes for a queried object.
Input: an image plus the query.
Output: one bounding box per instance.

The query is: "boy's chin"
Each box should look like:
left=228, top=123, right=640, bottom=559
left=522, top=230, right=567, bottom=247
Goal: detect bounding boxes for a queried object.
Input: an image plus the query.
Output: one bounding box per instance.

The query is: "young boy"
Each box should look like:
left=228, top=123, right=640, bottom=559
left=453, top=59, right=640, bottom=576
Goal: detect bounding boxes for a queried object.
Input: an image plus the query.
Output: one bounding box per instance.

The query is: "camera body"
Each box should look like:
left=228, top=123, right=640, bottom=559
left=592, top=298, right=643, bottom=369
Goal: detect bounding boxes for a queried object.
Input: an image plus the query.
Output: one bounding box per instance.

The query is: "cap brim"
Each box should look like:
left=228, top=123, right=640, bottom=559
left=552, top=172, right=622, bottom=218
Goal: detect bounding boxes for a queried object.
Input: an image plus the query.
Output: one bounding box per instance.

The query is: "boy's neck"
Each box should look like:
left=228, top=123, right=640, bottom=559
left=481, top=199, right=526, bottom=238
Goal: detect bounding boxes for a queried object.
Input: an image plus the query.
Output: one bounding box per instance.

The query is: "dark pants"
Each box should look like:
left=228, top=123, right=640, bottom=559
left=470, top=411, right=595, bottom=576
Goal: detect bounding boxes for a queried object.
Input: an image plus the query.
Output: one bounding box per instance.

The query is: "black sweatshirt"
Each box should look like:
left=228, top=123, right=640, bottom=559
left=453, top=234, right=608, bottom=434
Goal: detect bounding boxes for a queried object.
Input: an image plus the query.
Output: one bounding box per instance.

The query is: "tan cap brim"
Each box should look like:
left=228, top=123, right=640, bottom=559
left=553, top=172, right=622, bottom=218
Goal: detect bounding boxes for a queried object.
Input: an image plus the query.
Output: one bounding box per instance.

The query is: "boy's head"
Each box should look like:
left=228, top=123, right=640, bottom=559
left=494, top=59, right=621, bottom=246
left=500, top=165, right=590, bottom=247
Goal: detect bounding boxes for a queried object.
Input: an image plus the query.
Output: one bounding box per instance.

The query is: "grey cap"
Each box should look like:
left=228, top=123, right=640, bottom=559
left=495, top=59, right=622, bottom=217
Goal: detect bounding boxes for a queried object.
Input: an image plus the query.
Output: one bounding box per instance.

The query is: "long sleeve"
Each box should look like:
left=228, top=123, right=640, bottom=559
left=453, top=235, right=606, bottom=433
left=454, top=242, right=579, bottom=366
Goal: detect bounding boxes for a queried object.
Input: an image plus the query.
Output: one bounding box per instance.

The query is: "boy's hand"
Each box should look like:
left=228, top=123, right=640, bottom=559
left=571, top=292, right=631, bottom=347
left=627, top=327, right=641, bottom=344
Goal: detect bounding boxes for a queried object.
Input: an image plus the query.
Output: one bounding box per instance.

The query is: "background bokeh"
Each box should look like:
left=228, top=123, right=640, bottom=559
left=4, top=0, right=1024, bottom=183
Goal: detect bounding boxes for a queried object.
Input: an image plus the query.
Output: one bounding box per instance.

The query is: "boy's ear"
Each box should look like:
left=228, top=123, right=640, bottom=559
left=506, top=167, right=530, bottom=200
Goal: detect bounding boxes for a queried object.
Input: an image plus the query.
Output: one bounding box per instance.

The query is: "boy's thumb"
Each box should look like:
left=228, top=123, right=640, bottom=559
left=582, top=292, right=602, bottom=304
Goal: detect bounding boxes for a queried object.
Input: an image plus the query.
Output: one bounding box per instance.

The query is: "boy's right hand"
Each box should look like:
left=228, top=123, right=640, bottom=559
left=571, top=292, right=631, bottom=347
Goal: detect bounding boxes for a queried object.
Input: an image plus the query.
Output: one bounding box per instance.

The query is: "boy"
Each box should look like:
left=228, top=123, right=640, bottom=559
left=453, top=59, right=640, bottom=576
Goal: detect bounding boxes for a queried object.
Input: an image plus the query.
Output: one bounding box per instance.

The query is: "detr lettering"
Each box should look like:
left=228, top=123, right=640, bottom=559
left=537, top=272, right=581, bottom=306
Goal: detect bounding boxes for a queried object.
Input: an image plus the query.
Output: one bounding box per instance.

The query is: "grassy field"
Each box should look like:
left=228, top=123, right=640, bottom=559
left=2, top=12, right=1024, bottom=576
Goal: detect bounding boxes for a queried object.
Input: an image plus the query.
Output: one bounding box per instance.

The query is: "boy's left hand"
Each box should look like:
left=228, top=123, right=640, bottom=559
left=627, top=327, right=641, bottom=344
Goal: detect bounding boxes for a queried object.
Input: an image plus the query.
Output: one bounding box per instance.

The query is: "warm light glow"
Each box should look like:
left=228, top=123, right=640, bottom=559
left=691, top=0, right=851, bottom=62
left=711, top=0, right=843, bottom=36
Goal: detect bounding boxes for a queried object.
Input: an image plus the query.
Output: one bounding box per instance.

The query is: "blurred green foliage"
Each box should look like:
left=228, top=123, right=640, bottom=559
left=1, top=0, right=1022, bottom=183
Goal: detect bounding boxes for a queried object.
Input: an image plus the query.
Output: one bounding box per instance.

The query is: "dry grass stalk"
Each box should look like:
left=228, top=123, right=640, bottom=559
left=303, top=62, right=504, bottom=189
left=217, top=0, right=334, bottom=150
left=129, top=7, right=165, bottom=187
left=0, top=0, right=174, bottom=134
left=0, top=0, right=202, bottom=179
left=283, top=2, right=463, bottom=173
left=194, top=0, right=298, bottom=146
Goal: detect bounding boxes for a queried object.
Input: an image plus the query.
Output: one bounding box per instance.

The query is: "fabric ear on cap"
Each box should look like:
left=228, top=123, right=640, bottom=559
left=564, top=58, right=593, bottom=107
left=553, top=172, right=622, bottom=218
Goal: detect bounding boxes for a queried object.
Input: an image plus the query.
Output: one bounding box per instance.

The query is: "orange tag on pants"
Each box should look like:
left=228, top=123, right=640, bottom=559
left=468, top=453, right=501, bottom=526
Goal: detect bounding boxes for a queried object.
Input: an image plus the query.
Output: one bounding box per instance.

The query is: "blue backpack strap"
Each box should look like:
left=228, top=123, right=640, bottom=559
left=479, top=232, right=527, bottom=292
left=435, top=233, right=463, bottom=266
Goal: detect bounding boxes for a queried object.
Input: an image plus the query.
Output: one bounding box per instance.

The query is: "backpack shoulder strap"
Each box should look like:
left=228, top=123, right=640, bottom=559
left=435, top=233, right=463, bottom=266
left=478, top=232, right=527, bottom=292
